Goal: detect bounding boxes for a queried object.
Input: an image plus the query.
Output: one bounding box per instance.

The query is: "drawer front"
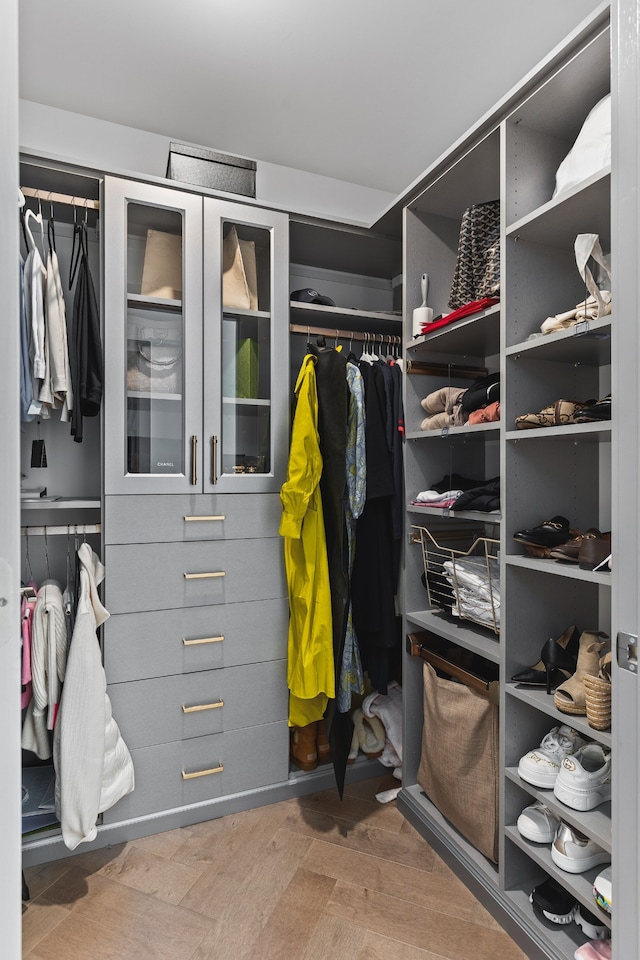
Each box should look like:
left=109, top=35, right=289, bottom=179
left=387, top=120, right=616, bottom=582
left=104, top=538, right=285, bottom=613
left=108, top=659, right=288, bottom=749
left=102, top=721, right=289, bottom=822
left=104, top=494, right=282, bottom=544
left=103, top=597, right=288, bottom=682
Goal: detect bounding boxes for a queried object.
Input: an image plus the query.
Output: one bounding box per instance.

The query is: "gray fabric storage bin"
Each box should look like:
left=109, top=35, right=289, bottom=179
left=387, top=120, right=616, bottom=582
left=167, top=142, right=256, bottom=197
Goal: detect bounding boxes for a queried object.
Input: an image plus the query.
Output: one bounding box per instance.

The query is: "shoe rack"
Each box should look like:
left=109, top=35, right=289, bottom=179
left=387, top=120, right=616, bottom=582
left=394, top=5, right=614, bottom=959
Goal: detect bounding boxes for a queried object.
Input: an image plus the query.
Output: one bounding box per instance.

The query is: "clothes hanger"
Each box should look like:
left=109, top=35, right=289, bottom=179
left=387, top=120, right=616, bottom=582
left=47, top=193, right=56, bottom=256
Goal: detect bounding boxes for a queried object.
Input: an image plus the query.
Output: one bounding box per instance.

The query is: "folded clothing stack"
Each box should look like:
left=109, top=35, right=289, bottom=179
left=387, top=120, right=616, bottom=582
left=420, top=373, right=500, bottom=431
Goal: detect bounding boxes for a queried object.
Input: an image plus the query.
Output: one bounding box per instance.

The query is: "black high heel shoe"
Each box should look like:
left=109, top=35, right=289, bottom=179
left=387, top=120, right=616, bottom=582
left=512, top=626, right=580, bottom=694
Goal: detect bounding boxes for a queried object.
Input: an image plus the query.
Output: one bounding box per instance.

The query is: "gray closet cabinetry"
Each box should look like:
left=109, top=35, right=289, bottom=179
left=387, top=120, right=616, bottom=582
left=398, top=8, right=613, bottom=960
left=102, top=177, right=291, bottom=827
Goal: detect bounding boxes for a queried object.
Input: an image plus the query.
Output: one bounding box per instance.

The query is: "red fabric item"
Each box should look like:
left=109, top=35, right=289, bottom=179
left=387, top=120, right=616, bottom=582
left=468, top=401, right=500, bottom=424
left=420, top=297, right=499, bottom=335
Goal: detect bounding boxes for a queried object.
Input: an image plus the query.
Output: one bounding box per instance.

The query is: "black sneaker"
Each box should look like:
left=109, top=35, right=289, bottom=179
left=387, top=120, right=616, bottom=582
left=514, top=516, right=572, bottom=549
left=530, top=877, right=577, bottom=924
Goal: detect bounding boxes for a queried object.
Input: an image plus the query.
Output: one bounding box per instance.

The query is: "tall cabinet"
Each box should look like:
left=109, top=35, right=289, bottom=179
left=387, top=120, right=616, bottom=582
left=101, top=177, right=292, bottom=823
left=397, top=7, right=615, bottom=960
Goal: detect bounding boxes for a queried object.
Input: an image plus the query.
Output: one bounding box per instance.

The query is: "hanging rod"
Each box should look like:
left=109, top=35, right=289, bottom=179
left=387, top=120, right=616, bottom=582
left=20, top=523, right=101, bottom=537
left=289, top=323, right=401, bottom=346
left=20, top=187, right=100, bottom=211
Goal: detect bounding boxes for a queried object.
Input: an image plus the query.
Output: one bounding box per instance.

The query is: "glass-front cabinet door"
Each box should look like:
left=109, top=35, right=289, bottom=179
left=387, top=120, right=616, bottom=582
left=104, top=178, right=203, bottom=494
left=203, top=200, right=289, bottom=493
left=104, top=179, right=288, bottom=495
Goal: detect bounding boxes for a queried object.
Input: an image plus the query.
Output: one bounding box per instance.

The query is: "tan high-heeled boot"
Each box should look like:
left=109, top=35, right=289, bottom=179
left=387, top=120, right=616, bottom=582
left=291, top=722, right=318, bottom=771
left=554, top=631, right=609, bottom=715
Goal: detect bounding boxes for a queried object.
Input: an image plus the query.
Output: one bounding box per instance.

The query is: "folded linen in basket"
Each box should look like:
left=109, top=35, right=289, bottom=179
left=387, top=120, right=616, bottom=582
left=443, top=556, right=500, bottom=603
left=451, top=587, right=501, bottom=629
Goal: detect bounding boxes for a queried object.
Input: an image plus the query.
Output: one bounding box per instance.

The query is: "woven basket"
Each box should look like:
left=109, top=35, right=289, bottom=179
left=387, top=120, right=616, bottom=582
left=583, top=672, right=611, bottom=731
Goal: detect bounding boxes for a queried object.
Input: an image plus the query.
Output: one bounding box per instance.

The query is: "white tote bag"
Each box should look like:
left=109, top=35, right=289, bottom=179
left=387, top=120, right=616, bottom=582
left=552, top=94, right=611, bottom=200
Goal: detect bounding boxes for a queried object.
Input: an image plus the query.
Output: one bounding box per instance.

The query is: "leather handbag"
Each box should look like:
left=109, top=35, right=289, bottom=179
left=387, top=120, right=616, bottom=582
left=222, top=225, right=258, bottom=310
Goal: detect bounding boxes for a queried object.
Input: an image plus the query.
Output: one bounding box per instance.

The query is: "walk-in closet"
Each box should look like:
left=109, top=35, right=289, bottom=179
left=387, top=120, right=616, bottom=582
left=3, top=1, right=640, bottom=959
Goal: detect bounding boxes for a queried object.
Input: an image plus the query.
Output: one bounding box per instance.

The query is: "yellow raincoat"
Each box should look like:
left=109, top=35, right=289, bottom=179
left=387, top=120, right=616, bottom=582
left=279, top=354, right=334, bottom=726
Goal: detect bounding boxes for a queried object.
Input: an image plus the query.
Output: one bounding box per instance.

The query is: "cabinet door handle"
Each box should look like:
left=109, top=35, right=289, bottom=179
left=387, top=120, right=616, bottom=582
left=211, top=435, right=218, bottom=485
left=190, top=435, right=198, bottom=485
left=181, top=763, right=224, bottom=781
left=183, top=515, right=225, bottom=522
left=182, top=699, right=224, bottom=714
left=182, top=634, right=224, bottom=646
left=184, top=571, right=226, bottom=580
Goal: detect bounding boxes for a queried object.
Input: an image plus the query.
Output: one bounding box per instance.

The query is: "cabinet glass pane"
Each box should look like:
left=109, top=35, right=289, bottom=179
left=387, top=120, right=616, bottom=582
left=220, top=222, right=271, bottom=476
left=126, top=203, right=185, bottom=476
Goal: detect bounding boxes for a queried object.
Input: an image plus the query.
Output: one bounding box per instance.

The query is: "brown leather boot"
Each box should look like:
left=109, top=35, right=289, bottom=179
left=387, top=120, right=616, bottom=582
left=291, top=722, right=318, bottom=771
left=317, top=718, right=330, bottom=763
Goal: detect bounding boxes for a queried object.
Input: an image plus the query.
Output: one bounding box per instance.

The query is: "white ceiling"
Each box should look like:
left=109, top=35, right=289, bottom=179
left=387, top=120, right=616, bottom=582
left=19, top=0, right=602, bottom=195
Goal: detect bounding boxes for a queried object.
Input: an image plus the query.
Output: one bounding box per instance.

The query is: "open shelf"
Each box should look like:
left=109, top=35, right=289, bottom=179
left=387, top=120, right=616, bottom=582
left=405, top=608, right=500, bottom=663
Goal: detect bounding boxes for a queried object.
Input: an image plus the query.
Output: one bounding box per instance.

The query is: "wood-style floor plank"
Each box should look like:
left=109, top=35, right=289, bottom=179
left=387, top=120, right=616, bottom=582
left=325, top=879, right=527, bottom=960
left=23, top=778, right=527, bottom=960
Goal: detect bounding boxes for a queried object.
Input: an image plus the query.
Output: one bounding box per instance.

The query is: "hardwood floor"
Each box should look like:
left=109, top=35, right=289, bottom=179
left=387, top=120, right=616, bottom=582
left=23, top=774, right=527, bottom=960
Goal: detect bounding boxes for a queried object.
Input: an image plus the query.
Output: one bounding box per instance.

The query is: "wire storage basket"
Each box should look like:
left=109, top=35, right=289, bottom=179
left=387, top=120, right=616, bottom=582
left=413, top=525, right=500, bottom=634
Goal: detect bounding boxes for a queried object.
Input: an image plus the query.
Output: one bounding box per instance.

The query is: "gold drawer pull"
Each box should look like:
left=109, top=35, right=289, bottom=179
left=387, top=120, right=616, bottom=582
left=182, top=635, right=224, bottom=646
left=182, top=763, right=224, bottom=780
left=182, top=699, right=224, bottom=714
left=183, top=515, right=225, bottom=522
left=184, top=571, right=226, bottom=580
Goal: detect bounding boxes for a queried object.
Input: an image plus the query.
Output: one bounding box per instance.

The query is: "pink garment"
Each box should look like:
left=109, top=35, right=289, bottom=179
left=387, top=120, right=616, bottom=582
left=21, top=596, right=36, bottom=709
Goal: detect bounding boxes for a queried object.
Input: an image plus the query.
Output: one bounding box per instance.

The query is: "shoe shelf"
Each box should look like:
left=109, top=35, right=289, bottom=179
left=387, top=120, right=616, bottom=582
left=505, top=316, right=611, bottom=364
left=505, top=685, right=613, bottom=751
left=504, top=768, right=611, bottom=851
left=504, top=168, right=611, bottom=250
left=405, top=608, right=501, bottom=664
left=504, top=827, right=611, bottom=931
left=505, top=422, right=611, bottom=443
left=505, top=555, right=611, bottom=585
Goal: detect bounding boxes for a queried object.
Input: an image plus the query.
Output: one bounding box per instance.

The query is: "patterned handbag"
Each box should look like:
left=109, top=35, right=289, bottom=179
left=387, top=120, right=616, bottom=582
left=448, top=200, right=500, bottom=310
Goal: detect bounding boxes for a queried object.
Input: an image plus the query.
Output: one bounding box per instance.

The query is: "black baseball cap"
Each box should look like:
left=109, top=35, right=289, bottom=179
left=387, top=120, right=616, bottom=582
left=291, top=288, right=336, bottom=307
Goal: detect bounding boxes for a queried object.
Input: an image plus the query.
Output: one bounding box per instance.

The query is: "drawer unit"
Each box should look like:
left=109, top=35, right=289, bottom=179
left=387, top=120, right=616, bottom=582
left=104, top=537, right=286, bottom=613
left=104, top=493, right=282, bottom=544
left=103, top=597, right=288, bottom=682
left=102, top=720, right=290, bottom=822
left=108, top=659, right=288, bottom=748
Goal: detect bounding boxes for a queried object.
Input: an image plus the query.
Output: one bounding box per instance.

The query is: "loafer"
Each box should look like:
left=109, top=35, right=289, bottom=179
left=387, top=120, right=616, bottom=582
left=513, top=515, right=572, bottom=555
left=578, top=531, right=612, bottom=570
left=549, top=528, right=599, bottom=563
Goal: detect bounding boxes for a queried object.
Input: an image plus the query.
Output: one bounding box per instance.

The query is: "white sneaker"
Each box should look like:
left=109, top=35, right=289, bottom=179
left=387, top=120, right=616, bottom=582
left=518, top=725, right=587, bottom=788
left=517, top=801, right=560, bottom=843
left=593, top=865, right=612, bottom=915
left=554, top=743, right=612, bottom=811
left=551, top=822, right=610, bottom=873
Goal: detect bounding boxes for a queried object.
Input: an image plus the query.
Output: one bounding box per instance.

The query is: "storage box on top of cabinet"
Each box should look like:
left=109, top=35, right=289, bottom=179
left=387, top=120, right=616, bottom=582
left=167, top=141, right=256, bottom=198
